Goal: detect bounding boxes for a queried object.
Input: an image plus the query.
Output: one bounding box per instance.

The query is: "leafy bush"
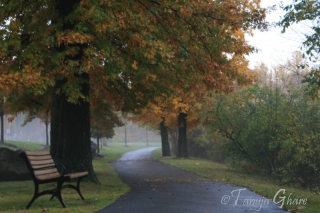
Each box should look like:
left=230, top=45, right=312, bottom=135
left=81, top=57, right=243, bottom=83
left=206, top=85, right=320, bottom=191
left=187, top=125, right=228, bottom=163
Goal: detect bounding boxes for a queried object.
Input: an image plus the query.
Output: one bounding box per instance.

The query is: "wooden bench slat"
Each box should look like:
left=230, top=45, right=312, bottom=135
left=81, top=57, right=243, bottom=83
left=65, top=172, right=88, bottom=179
left=30, top=159, right=55, bottom=166
left=34, top=168, right=59, bottom=176
left=32, top=164, right=55, bottom=170
left=27, top=155, right=52, bottom=161
left=36, top=173, right=61, bottom=181
left=25, top=151, right=51, bottom=156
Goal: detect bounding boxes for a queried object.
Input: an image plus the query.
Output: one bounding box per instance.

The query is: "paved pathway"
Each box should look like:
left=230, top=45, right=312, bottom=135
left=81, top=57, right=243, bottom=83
left=96, top=147, right=288, bottom=213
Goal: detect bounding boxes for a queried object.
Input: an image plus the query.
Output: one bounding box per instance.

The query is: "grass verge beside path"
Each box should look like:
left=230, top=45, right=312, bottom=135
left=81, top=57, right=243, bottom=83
left=153, top=149, right=320, bottom=213
left=0, top=141, right=159, bottom=213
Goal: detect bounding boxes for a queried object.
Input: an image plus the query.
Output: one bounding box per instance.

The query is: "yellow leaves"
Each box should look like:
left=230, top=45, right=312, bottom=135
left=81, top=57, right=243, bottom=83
left=153, top=105, right=163, bottom=116
left=193, top=102, right=202, bottom=110
left=132, top=60, right=138, bottom=70
left=57, top=32, right=94, bottom=46
left=232, top=29, right=245, bottom=40
left=144, top=51, right=155, bottom=62
left=171, top=96, right=182, bottom=106
left=149, top=74, right=157, bottom=81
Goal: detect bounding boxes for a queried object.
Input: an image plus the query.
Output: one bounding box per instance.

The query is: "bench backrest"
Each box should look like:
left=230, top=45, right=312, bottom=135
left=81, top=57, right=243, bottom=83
left=23, top=151, right=61, bottom=181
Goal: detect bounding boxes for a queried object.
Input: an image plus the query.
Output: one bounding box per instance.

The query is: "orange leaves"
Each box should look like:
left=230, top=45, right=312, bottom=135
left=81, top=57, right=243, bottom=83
left=0, top=68, right=51, bottom=97
left=0, top=74, right=17, bottom=93
left=179, top=6, right=193, bottom=18
left=130, top=33, right=144, bottom=46
left=118, top=19, right=127, bottom=29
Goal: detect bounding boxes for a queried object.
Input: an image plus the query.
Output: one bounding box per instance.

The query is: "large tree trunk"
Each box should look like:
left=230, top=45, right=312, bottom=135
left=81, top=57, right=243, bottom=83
left=50, top=81, right=63, bottom=159
left=0, top=96, right=4, bottom=143
left=160, top=119, right=170, bottom=156
left=177, top=112, right=188, bottom=158
left=124, top=119, right=128, bottom=147
left=51, top=76, right=98, bottom=182
left=50, top=0, right=99, bottom=183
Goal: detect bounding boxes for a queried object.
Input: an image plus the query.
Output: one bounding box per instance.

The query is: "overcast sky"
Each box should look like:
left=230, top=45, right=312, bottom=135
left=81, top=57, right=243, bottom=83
left=246, top=0, right=310, bottom=68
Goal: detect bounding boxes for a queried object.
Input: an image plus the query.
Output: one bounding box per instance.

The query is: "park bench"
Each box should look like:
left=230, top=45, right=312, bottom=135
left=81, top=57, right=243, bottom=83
left=20, top=151, right=88, bottom=209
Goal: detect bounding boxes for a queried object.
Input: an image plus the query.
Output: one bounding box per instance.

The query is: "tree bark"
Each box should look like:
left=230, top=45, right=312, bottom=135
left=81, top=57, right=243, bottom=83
left=50, top=81, right=63, bottom=159
left=45, top=109, right=49, bottom=146
left=146, top=127, right=149, bottom=146
left=177, top=112, right=188, bottom=158
left=50, top=0, right=99, bottom=183
left=51, top=76, right=98, bottom=183
left=0, top=105, right=4, bottom=143
left=124, top=119, right=128, bottom=147
left=160, top=119, right=171, bottom=156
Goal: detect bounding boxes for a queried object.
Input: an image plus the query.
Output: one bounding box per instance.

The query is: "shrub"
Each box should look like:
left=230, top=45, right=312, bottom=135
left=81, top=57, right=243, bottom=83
left=206, top=85, right=320, bottom=191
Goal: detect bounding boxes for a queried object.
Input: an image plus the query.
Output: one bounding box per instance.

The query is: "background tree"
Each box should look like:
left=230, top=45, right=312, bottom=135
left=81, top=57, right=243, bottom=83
left=129, top=101, right=170, bottom=155
left=253, top=62, right=272, bottom=86
left=90, top=96, right=123, bottom=153
left=131, top=39, right=257, bottom=158
left=23, top=109, right=51, bottom=146
left=280, top=0, right=320, bottom=97
left=252, top=51, right=311, bottom=90
left=281, top=0, right=320, bottom=60
left=3, top=85, right=51, bottom=146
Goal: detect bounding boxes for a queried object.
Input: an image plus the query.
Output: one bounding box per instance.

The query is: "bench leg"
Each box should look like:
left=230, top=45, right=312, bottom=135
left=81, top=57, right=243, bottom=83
left=27, top=180, right=66, bottom=209
left=64, top=177, right=85, bottom=200
left=55, top=180, right=67, bottom=208
left=75, top=177, right=85, bottom=200
left=26, top=183, right=39, bottom=209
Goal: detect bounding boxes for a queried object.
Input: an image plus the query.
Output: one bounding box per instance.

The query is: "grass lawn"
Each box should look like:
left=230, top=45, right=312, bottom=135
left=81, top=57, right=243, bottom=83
left=153, top=149, right=320, bottom=213
left=0, top=140, right=44, bottom=151
left=0, top=141, right=160, bottom=213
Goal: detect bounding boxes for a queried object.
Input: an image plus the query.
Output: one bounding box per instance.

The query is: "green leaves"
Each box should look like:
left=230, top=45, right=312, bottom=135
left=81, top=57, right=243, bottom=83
left=207, top=85, right=320, bottom=189
left=302, top=68, right=320, bottom=98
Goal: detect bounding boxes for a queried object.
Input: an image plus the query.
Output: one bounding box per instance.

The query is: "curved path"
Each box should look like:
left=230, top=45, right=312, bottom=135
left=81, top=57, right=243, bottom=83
left=96, top=147, right=288, bottom=213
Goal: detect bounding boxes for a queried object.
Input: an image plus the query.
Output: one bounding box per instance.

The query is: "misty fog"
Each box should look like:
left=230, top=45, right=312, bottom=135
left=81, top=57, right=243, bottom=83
left=1, top=114, right=160, bottom=144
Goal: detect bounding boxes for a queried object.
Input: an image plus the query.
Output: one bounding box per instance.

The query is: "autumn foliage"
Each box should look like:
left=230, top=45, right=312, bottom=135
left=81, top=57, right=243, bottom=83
left=0, top=0, right=267, bottom=179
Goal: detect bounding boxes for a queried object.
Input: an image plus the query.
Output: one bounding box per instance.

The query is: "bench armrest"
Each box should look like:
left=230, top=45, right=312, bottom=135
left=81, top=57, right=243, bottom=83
left=57, top=162, right=87, bottom=175
left=56, top=164, right=67, bottom=175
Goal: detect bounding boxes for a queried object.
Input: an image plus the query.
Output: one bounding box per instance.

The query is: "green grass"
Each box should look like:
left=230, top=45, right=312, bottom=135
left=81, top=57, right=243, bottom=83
left=153, top=149, right=320, bottom=213
left=0, top=141, right=160, bottom=213
left=4, top=141, right=318, bottom=213
left=0, top=140, right=44, bottom=151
